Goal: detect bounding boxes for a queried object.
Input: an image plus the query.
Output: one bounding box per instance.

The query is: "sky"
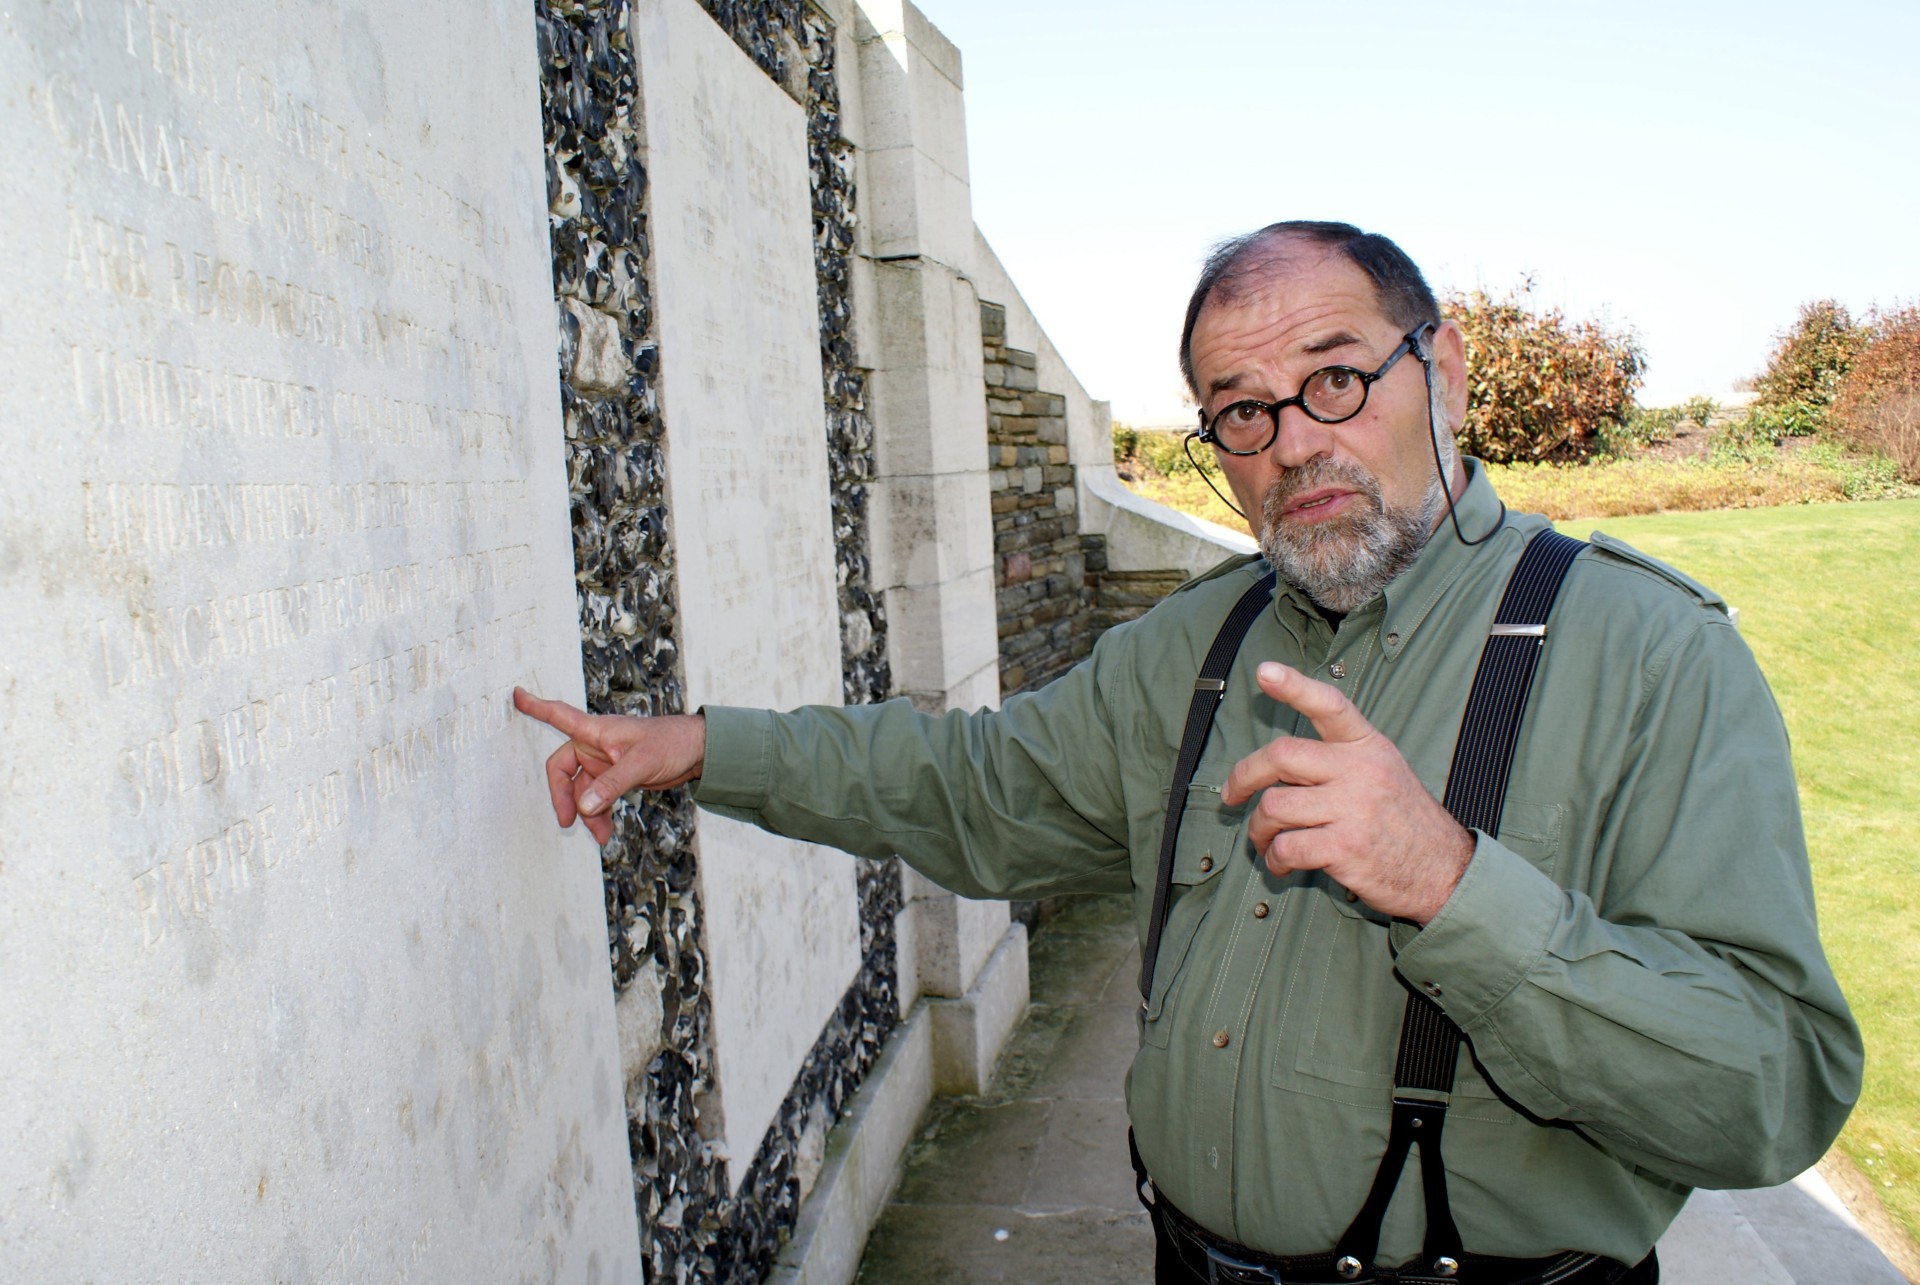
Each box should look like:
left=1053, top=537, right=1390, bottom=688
left=908, top=0, right=1920, bottom=424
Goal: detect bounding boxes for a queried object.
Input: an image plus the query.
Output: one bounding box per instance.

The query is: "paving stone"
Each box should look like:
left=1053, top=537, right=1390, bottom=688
left=893, top=1098, right=1050, bottom=1208
left=1022, top=1096, right=1139, bottom=1215
left=856, top=1205, right=1153, bottom=1284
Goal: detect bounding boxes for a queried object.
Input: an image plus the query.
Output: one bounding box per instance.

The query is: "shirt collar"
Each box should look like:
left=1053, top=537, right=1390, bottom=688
left=1376, top=459, right=1513, bottom=659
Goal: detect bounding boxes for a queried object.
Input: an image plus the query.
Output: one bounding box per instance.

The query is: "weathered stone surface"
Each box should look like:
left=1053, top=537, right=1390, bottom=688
left=0, top=2, right=638, bottom=1277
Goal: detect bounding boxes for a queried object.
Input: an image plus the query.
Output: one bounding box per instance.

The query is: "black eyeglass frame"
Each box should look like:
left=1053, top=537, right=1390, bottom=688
left=1193, top=321, right=1438, bottom=456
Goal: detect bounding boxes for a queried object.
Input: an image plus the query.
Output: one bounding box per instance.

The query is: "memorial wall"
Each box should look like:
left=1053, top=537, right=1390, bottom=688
left=3, top=0, right=1230, bottom=1278
left=0, top=1, right=637, bottom=1277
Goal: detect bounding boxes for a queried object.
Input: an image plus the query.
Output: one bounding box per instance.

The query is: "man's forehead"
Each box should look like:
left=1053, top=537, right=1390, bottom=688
left=1192, top=262, right=1390, bottom=387
left=1209, top=239, right=1379, bottom=316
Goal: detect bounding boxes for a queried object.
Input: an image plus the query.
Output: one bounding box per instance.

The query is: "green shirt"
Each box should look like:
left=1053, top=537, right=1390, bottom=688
left=693, top=464, right=1861, bottom=1265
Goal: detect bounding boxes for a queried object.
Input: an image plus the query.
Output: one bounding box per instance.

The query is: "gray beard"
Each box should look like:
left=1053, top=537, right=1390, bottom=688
left=1258, top=458, right=1443, bottom=613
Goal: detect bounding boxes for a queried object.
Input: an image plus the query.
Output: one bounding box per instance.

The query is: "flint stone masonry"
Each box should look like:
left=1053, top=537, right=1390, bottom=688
left=0, top=2, right=638, bottom=1278
left=634, top=0, right=863, bottom=1197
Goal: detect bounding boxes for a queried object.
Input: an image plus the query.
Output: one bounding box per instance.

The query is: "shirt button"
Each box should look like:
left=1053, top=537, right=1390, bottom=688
left=1198, top=856, right=1213, bottom=873
left=1212, top=1030, right=1230, bottom=1049
left=1252, top=902, right=1270, bottom=919
left=1344, top=890, right=1359, bottom=903
left=1386, top=632, right=1401, bottom=646
left=1423, top=982, right=1443, bottom=998
left=1329, top=661, right=1347, bottom=679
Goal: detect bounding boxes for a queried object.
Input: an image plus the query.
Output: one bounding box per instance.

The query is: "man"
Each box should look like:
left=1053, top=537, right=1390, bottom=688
left=517, top=222, right=1861, bottom=1284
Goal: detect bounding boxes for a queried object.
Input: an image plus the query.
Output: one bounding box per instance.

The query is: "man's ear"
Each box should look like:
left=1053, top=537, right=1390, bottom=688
left=1430, top=320, right=1469, bottom=432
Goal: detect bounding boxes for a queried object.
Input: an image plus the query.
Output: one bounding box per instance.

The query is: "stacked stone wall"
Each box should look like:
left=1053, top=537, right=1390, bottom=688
left=983, top=301, right=1092, bottom=694
left=985, top=302, right=1188, bottom=695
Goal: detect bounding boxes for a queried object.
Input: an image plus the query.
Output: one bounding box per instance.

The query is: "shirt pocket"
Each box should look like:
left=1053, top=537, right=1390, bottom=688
left=1140, top=787, right=1239, bottom=1049
left=1271, top=799, right=1565, bottom=1120
left=1492, top=798, right=1565, bottom=882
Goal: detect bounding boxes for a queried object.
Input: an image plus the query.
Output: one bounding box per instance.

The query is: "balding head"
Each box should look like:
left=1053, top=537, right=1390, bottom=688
left=1179, top=222, right=1440, bottom=397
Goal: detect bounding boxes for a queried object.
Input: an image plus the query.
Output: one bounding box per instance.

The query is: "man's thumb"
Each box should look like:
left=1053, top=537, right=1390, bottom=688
left=579, top=753, right=652, bottom=816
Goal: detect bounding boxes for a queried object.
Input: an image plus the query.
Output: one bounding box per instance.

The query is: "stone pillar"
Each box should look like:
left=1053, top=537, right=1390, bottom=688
left=845, top=0, right=1026, bottom=1095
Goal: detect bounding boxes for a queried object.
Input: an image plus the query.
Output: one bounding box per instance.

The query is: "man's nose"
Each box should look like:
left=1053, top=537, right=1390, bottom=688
left=1265, top=404, right=1336, bottom=470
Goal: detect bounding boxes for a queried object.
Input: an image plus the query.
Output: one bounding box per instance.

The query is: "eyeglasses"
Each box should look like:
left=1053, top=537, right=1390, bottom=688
left=1194, top=322, right=1435, bottom=455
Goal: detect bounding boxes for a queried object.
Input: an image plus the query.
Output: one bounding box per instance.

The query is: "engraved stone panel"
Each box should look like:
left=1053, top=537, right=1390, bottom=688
left=632, top=0, right=862, bottom=1187
left=0, top=2, right=638, bottom=1277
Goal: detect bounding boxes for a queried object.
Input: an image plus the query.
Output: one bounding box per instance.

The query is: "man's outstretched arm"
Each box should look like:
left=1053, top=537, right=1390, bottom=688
left=512, top=688, right=707, bottom=844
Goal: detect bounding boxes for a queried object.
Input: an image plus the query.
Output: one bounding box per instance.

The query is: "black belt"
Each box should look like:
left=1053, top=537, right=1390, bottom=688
left=1153, top=1193, right=1638, bottom=1285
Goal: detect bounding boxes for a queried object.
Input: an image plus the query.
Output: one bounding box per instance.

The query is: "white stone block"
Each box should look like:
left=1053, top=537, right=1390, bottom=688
left=855, top=144, right=924, bottom=261
left=944, top=660, right=1004, bottom=713
left=0, top=2, right=638, bottom=1278
left=867, top=260, right=990, bottom=478
left=882, top=566, right=1001, bottom=704
left=889, top=149, right=975, bottom=271
left=849, top=1, right=972, bottom=269
left=854, top=0, right=964, bottom=87
left=927, top=924, right=1030, bottom=1096
left=866, top=469, right=993, bottom=593
left=893, top=895, right=923, bottom=1016
left=912, top=889, right=1010, bottom=998
left=635, top=0, right=861, bottom=1189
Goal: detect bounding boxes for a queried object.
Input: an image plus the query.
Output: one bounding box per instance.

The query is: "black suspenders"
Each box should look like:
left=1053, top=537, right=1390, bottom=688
left=1138, top=568, right=1279, bottom=1004
left=1138, top=530, right=1587, bottom=1279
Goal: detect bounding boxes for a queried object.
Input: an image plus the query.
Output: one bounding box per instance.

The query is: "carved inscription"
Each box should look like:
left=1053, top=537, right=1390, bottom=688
left=83, top=479, right=529, bottom=554
left=25, top=0, right=549, bottom=956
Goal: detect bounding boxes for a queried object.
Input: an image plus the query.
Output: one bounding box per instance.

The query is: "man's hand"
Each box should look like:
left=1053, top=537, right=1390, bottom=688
left=1221, top=662, right=1473, bottom=924
left=512, top=688, right=707, bottom=845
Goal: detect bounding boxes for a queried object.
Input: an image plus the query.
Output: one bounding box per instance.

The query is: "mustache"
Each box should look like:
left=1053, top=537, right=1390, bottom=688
left=1260, top=457, right=1384, bottom=522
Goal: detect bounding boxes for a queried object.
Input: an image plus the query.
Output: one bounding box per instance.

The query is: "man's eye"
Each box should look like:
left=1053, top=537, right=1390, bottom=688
left=1224, top=403, right=1264, bottom=424
left=1319, top=369, right=1355, bottom=391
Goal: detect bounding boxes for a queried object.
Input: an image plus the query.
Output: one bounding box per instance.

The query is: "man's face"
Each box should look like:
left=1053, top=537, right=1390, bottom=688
left=1187, top=244, right=1468, bottom=610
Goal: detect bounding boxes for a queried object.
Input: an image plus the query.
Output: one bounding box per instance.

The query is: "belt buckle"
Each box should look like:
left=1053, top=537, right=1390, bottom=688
left=1203, top=1241, right=1288, bottom=1285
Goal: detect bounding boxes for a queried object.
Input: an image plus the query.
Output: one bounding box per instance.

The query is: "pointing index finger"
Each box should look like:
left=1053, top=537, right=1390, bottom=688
left=1255, top=662, right=1375, bottom=745
left=513, top=687, right=596, bottom=741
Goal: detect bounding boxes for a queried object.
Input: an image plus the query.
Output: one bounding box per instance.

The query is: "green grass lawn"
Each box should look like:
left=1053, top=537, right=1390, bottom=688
left=1551, top=499, right=1920, bottom=1244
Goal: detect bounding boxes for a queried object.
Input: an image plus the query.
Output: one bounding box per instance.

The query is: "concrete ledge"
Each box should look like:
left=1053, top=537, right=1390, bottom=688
left=771, top=1009, right=934, bottom=1285
left=928, top=922, right=1030, bottom=1095
left=1080, top=464, right=1255, bottom=578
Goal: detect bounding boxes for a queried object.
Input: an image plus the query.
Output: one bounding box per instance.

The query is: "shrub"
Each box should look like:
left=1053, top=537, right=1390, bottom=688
left=1444, top=279, right=1646, bottom=464
left=1832, top=305, right=1920, bottom=482
left=1751, top=299, right=1867, bottom=430
left=1594, top=404, right=1679, bottom=459
left=1112, top=425, right=1196, bottom=477
left=1750, top=401, right=1825, bottom=440
left=1681, top=395, right=1718, bottom=430
left=1712, top=412, right=1777, bottom=463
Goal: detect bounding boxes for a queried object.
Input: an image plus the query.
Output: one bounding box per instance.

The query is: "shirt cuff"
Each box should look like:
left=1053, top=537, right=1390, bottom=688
left=689, top=705, right=774, bottom=813
left=1390, top=832, right=1567, bottom=1029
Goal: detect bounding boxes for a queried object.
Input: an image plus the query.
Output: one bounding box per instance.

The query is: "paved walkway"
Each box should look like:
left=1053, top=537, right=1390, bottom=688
left=857, top=896, right=1910, bottom=1284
